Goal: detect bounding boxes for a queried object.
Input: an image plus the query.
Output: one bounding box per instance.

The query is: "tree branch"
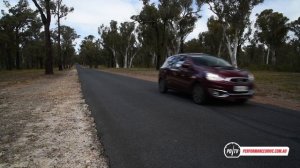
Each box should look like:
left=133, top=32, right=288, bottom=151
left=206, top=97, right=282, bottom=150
left=32, top=0, right=47, bottom=24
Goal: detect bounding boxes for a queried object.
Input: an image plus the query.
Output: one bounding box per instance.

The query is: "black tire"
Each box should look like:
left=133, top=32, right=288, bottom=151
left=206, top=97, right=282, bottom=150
left=192, top=84, right=207, bottom=104
left=159, top=79, right=168, bottom=93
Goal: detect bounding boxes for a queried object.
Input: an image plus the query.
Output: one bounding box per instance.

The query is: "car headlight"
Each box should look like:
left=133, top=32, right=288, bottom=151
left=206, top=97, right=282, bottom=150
left=206, top=72, right=224, bottom=81
left=248, top=73, right=254, bottom=81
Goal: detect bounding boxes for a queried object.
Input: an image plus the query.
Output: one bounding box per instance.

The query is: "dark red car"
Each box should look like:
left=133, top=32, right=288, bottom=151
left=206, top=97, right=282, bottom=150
left=158, top=53, right=255, bottom=104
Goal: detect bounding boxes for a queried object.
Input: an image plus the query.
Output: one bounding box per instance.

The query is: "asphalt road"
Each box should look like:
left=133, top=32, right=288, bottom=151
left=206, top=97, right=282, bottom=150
left=77, top=66, right=300, bottom=168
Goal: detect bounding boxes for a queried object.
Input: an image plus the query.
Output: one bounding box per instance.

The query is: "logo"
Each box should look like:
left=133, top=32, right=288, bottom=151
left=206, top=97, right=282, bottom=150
left=224, top=142, right=241, bottom=158
left=224, top=142, right=289, bottom=158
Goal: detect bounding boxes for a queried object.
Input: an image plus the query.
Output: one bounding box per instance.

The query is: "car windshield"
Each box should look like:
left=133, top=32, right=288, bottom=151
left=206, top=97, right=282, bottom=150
left=191, top=55, right=232, bottom=67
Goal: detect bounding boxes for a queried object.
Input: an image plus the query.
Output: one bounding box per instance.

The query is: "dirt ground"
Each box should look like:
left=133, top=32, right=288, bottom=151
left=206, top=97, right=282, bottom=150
left=99, top=69, right=300, bottom=111
left=0, top=69, right=108, bottom=168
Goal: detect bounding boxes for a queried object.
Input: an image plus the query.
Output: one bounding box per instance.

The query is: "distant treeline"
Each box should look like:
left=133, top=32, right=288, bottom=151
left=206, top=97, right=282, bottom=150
left=78, top=0, right=300, bottom=72
left=1, top=0, right=299, bottom=73
left=0, top=0, right=78, bottom=74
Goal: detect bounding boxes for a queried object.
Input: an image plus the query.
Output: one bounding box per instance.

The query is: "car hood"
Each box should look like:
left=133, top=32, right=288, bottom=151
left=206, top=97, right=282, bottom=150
left=196, top=66, right=249, bottom=78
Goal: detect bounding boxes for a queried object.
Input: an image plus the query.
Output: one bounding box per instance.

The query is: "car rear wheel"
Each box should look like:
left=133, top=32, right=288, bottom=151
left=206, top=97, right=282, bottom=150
left=159, top=79, right=168, bottom=93
left=192, top=84, right=207, bottom=104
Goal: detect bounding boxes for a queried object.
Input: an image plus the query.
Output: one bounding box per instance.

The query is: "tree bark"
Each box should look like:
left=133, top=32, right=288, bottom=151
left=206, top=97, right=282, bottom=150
left=32, top=0, right=53, bottom=74
left=180, top=36, right=184, bottom=53
left=271, top=49, right=276, bottom=65
left=224, top=30, right=238, bottom=68
left=111, top=49, right=119, bottom=68
left=57, top=1, right=63, bottom=71
left=155, top=24, right=161, bottom=70
left=266, top=45, right=270, bottom=65
left=15, top=28, right=20, bottom=69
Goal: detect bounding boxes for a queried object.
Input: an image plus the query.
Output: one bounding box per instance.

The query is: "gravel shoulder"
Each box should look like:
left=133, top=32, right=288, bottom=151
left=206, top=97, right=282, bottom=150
left=0, top=69, right=108, bottom=168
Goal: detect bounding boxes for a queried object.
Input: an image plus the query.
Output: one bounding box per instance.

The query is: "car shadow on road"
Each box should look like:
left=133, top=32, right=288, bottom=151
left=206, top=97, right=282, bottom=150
left=163, top=90, right=246, bottom=106
left=160, top=90, right=300, bottom=145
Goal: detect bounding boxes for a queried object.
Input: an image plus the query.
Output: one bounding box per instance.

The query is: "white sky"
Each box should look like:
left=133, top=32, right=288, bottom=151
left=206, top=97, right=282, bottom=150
left=1, top=0, right=300, bottom=49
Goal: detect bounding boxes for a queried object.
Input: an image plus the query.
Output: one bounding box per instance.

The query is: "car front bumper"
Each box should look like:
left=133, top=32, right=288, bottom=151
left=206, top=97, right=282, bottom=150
left=208, top=88, right=254, bottom=99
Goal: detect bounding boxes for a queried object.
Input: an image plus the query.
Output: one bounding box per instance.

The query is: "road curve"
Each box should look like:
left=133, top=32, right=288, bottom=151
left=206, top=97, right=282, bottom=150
left=77, top=66, right=300, bottom=168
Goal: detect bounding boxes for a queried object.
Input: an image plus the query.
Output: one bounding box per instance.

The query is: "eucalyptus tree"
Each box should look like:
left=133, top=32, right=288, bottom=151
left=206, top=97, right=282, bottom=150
left=132, top=0, right=203, bottom=69
left=205, top=0, right=264, bottom=68
left=52, top=0, right=74, bottom=70
left=60, top=25, right=79, bottom=68
left=32, top=0, right=53, bottom=74
left=131, top=1, right=162, bottom=69
left=119, top=22, right=140, bottom=68
left=0, top=14, right=15, bottom=70
left=1, top=0, right=37, bottom=69
left=255, top=9, right=289, bottom=65
left=21, top=16, right=44, bottom=69
left=164, top=0, right=204, bottom=54
left=290, top=17, right=300, bottom=58
left=79, top=35, right=101, bottom=68
left=98, top=20, right=121, bottom=68
left=290, top=17, right=300, bottom=40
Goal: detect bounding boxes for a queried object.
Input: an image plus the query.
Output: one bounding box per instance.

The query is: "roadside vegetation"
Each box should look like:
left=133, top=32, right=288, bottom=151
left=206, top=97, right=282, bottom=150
left=77, top=0, right=300, bottom=73
left=252, top=71, right=300, bottom=100
left=0, top=0, right=78, bottom=74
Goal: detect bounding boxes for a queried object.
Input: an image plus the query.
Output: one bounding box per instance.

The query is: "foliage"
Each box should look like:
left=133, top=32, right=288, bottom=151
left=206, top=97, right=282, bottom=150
left=205, top=0, right=264, bottom=68
left=52, top=0, right=74, bottom=70
left=255, top=9, right=289, bottom=65
left=0, top=0, right=78, bottom=73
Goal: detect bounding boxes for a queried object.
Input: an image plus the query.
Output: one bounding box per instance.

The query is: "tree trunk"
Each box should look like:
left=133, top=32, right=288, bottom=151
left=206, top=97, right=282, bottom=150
left=32, top=0, right=53, bottom=75
left=44, top=22, right=53, bottom=74
left=271, top=49, right=276, bottom=65
left=124, top=48, right=128, bottom=68
left=155, top=24, right=161, bottom=70
left=224, top=31, right=238, bottom=68
left=16, top=28, right=20, bottom=69
left=217, top=40, right=222, bottom=57
left=152, top=52, right=156, bottom=67
left=266, top=45, right=270, bottom=65
left=129, top=52, right=138, bottom=68
left=180, top=36, right=184, bottom=53
left=6, top=44, right=13, bottom=70
left=112, top=49, right=119, bottom=68
left=57, top=2, right=63, bottom=71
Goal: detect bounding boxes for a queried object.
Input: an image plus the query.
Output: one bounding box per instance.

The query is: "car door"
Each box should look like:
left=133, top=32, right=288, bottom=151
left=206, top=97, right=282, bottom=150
left=167, top=56, right=182, bottom=90
left=168, top=56, right=189, bottom=91
left=177, top=57, right=195, bottom=92
left=161, top=56, right=179, bottom=89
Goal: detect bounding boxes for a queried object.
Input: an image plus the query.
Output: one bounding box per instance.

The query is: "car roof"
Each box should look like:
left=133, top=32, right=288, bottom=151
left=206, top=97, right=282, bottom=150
left=171, top=53, right=210, bottom=57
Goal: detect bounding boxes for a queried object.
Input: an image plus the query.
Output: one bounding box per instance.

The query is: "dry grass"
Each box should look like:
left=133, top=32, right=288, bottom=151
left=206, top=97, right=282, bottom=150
left=0, top=69, right=65, bottom=89
left=253, top=71, right=300, bottom=101
left=0, top=69, right=108, bottom=168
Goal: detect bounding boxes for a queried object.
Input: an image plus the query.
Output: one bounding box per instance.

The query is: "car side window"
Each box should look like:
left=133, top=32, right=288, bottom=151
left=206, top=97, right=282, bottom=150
left=161, top=56, right=187, bottom=69
left=161, top=56, right=174, bottom=68
left=172, top=56, right=187, bottom=69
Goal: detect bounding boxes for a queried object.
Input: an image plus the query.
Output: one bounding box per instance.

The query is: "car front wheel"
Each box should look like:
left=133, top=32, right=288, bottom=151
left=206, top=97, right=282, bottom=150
left=192, top=84, right=207, bottom=104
